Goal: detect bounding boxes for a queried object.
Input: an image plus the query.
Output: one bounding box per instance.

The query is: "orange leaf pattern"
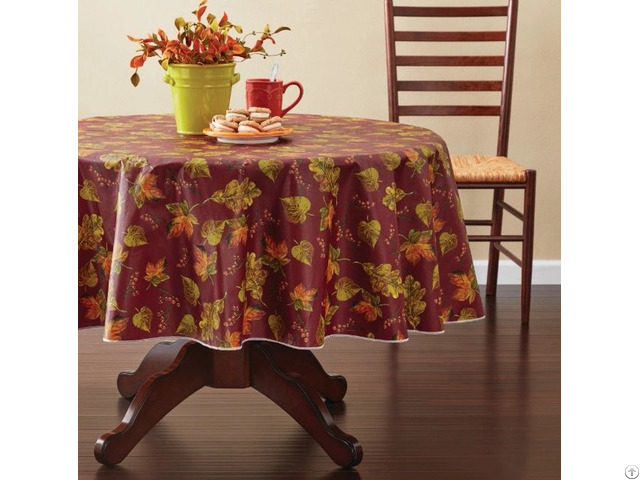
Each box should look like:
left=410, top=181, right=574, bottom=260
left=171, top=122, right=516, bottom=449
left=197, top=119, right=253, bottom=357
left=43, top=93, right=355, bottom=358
left=350, top=291, right=382, bottom=322
left=242, top=305, right=266, bottom=335
left=400, top=230, right=437, bottom=265
left=79, top=114, right=484, bottom=349
left=193, top=246, right=217, bottom=282
left=128, top=172, right=164, bottom=208
left=263, top=234, right=290, bottom=271
left=80, top=290, right=106, bottom=322
left=227, top=215, right=248, bottom=247
left=448, top=267, right=480, bottom=304
left=290, top=283, right=318, bottom=312
left=144, top=257, right=170, bottom=287
left=166, top=201, right=198, bottom=239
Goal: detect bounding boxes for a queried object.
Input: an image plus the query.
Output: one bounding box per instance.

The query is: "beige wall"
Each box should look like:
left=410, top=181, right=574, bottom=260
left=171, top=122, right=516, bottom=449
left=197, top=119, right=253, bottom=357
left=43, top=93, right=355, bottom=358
left=79, top=0, right=560, bottom=260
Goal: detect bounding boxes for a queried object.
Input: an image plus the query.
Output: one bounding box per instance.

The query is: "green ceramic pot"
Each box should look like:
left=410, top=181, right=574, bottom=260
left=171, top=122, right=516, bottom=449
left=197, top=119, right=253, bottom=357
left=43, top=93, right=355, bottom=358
left=163, top=63, right=241, bottom=135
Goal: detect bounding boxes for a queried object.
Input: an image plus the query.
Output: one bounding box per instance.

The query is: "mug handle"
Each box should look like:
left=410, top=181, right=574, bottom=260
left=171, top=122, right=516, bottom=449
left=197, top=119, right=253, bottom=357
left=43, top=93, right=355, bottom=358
left=281, top=81, right=304, bottom=116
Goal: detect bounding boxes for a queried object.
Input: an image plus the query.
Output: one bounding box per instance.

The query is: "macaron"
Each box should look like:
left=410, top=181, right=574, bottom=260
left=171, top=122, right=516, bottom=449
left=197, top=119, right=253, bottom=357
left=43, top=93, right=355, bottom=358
left=226, top=108, right=250, bottom=122
left=210, top=117, right=239, bottom=132
left=260, top=116, right=283, bottom=132
left=238, top=120, right=263, bottom=133
left=249, top=107, right=271, bottom=121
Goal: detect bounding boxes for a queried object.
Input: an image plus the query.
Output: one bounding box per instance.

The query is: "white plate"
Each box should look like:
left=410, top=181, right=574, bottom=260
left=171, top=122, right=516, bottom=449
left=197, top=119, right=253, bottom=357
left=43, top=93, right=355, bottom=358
left=215, top=136, right=280, bottom=145
left=202, top=127, right=293, bottom=145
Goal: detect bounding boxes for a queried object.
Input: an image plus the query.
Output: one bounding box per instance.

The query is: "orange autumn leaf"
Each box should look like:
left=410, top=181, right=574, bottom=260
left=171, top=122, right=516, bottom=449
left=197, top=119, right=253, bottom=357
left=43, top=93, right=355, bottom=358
left=404, top=148, right=419, bottom=163
left=263, top=234, right=290, bottom=270
left=431, top=202, right=446, bottom=233
left=448, top=268, right=479, bottom=303
left=166, top=201, right=198, bottom=239
left=128, top=173, right=164, bottom=208
left=242, top=305, right=266, bottom=335
left=400, top=230, right=436, bottom=265
left=289, top=283, right=318, bottom=312
left=325, top=260, right=338, bottom=283
left=439, top=306, right=453, bottom=324
left=193, top=246, right=217, bottom=281
left=321, top=294, right=339, bottom=325
left=319, top=199, right=335, bottom=231
left=350, top=293, right=382, bottom=322
left=80, top=290, right=106, bottom=322
left=224, top=330, right=242, bottom=348
left=105, top=317, right=128, bottom=340
left=404, top=148, right=427, bottom=176
left=144, top=257, right=170, bottom=286
left=227, top=216, right=248, bottom=246
left=325, top=245, right=341, bottom=282
left=92, top=247, right=112, bottom=277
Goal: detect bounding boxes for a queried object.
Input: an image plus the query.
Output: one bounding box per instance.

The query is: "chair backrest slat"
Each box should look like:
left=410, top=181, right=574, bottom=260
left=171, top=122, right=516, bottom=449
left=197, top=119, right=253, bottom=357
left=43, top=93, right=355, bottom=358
left=399, top=105, right=501, bottom=116
left=385, top=0, right=518, bottom=156
left=395, top=31, right=507, bottom=42
left=393, top=6, right=508, bottom=17
left=396, top=55, right=504, bottom=67
left=397, top=80, right=503, bottom=92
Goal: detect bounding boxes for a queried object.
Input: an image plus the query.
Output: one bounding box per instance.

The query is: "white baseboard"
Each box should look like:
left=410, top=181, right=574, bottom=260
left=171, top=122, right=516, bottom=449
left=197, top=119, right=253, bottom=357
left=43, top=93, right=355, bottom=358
left=473, top=260, right=561, bottom=285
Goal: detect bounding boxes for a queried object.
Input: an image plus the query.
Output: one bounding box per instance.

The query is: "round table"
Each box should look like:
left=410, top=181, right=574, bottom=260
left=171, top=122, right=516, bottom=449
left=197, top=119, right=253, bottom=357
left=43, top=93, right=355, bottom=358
left=78, top=113, right=484, bottom=467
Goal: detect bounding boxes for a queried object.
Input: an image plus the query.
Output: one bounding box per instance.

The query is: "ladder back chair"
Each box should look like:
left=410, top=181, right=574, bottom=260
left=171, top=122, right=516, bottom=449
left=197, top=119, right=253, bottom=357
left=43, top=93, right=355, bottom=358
left=384, top=0, right=536, bottom=323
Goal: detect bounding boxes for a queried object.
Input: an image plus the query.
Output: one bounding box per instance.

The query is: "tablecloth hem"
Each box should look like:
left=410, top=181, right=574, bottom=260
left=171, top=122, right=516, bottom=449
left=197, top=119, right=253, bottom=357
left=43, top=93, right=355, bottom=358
left=443, top=315, right=485, bottom=325
left=102, top=333, right=409, bottom=351
left=100, top=317, right=484, bottom=351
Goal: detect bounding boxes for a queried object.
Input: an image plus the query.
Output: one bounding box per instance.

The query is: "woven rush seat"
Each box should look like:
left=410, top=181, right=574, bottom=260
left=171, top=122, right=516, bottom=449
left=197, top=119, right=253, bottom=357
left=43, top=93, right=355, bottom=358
left=451, top=155, right=527, bottom=184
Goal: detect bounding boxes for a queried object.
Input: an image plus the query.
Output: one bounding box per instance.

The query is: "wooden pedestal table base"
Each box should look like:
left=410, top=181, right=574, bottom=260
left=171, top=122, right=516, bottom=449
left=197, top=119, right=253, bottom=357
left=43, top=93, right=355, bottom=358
left=94, top=340, right=363, bottom=468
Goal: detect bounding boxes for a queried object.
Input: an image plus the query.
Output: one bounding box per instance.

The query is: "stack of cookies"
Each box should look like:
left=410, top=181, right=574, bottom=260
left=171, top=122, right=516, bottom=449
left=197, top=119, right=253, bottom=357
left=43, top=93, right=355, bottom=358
left=209, top=107, right=284, bottom=134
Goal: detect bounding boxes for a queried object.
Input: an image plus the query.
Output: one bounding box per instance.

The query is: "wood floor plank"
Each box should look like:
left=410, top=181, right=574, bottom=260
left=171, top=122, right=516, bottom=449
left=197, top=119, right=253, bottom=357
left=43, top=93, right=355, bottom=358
left=79, top=285, right=560, bottom=480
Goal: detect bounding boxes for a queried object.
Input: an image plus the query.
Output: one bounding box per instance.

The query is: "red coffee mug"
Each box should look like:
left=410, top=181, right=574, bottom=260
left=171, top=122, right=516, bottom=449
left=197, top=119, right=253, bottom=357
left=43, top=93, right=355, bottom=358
left=245, top=78, right=304, bottom=117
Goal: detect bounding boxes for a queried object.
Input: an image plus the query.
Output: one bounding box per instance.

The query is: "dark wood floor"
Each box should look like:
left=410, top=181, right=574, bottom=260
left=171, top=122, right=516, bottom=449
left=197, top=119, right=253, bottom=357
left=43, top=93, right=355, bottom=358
left=79, top=285, right=560, bottom=480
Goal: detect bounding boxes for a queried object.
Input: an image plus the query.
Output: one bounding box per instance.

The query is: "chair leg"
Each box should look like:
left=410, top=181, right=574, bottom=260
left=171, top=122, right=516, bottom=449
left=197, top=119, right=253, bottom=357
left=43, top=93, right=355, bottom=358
left=520, top=171, right=536, bottom=324
left=486, top=188, right=505, bottom=296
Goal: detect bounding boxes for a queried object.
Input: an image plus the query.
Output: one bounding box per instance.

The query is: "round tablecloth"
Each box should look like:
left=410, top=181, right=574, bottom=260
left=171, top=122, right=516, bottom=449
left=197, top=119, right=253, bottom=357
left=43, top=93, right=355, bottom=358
left=78, top=114, right=484, bottom=349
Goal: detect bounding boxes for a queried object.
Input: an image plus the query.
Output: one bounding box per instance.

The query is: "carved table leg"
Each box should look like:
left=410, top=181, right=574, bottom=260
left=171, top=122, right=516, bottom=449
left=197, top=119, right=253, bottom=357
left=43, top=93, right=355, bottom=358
left=117, top=339, right=192, bottom=400
left=263, top=342, right=348, bottom=402
left=95, top=341, right=211, bottom=466
left=249, top=342, right=363, bottom=468
left=95, top=340, right=362, bottom=468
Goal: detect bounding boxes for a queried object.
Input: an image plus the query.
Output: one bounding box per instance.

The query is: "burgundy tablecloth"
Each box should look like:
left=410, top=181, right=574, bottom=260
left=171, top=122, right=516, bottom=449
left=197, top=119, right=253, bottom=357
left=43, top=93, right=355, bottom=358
left=78, top=114, right=484, bottom=349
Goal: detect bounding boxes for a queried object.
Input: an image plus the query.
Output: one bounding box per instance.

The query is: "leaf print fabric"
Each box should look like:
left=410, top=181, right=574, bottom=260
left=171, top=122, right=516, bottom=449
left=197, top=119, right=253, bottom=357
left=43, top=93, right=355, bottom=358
left=78, top=114, right=484, bottom=349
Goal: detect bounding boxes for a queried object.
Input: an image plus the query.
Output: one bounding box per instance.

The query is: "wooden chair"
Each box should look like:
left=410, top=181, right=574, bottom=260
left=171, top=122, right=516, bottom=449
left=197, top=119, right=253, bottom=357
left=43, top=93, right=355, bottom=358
left=384, top=0, right=536, bottom=323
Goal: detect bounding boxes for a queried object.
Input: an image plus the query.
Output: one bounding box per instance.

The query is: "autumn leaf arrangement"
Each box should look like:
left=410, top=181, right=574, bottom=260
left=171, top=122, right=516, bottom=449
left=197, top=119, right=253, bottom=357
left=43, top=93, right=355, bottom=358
left=128, top=0, right=290, bottom=86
